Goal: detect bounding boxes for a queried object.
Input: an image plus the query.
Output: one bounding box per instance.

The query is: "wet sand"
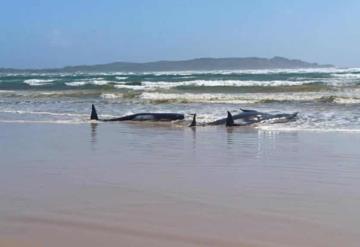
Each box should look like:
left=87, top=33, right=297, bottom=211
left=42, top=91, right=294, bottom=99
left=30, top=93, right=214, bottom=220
left=1, top=122, right=360, bottom=247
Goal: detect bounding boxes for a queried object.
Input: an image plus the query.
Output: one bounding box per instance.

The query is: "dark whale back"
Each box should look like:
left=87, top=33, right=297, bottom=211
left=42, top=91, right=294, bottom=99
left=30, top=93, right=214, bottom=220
left=209, top=109, right=298, bottom=126
left=103, top=113, right=184, bottom=122
left=90, top=104, right=184, bottom=122
left=208, top=111, right=259, bottom=125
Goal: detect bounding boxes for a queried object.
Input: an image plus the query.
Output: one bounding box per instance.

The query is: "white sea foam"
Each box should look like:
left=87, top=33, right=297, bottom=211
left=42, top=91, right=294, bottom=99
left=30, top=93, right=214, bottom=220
left=332, top=73, right=360, bottom=79
left=150, top=79, right=318, bottom=87
left=24, top=79, right=55, bottom=86
left=114, top=85, right=147, bottom=90
left=92, top=80, right=110, bottom=85
left=140, top=92, right=254, bottom=103
left=115, top=76, right=128, bottom=80
left=0, top=109, right=88, bottom=117
left=101, top=93, right=124, bottom=99
left=140, top=91, right=360, bottom=104
left=65, top=80, right=113, bottom=86
left=0, top=90, right=16, bottom=94
left=63, top=78, right=354, bottom=88
left=111, top=80, right=321, bottom=91
left=333, top=97, right=360, bottom=104
left=0, top=119, right=87, bottom=124
left=65, top=81, right=87, bottom=86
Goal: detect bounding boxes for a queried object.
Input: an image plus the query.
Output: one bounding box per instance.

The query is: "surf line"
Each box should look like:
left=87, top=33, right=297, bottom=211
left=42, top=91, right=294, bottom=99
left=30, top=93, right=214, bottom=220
left=90, top=104, right=298, bottom=127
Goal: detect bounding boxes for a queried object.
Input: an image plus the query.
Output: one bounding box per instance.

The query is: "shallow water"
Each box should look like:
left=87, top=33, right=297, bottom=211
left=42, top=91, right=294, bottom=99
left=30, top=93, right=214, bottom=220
left=1, top=68, right=360, bottom=131
left=1, top=123, right=360, bottom=246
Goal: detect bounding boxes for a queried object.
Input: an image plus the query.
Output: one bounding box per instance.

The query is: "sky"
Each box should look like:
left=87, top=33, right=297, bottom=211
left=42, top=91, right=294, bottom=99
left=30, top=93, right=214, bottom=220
left=1, top=0, right=360, bottom=68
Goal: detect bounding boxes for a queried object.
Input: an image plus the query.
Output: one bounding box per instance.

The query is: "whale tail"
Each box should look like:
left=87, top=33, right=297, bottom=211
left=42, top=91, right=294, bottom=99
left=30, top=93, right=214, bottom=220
left=91, top=104, right=99, bottom=120
left=189, top=113, right=197, bottom=127
left=226, top=111, right=234, bottom=127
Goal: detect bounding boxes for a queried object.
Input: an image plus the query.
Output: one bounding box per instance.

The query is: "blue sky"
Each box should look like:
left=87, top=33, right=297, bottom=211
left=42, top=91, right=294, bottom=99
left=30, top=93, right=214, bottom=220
left=1, top=0, right=360, bottom=68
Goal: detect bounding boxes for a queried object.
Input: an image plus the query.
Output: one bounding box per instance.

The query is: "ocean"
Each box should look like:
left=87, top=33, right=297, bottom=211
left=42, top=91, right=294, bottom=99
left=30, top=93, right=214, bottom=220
left=2, top=68, right=360, bottom=247
left=1, top=67, right=360, bottom=130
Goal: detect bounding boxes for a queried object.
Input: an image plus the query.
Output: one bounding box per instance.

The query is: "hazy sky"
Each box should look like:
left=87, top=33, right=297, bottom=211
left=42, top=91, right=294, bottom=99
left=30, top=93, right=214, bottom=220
left=1, top=0, right=360, bottom=68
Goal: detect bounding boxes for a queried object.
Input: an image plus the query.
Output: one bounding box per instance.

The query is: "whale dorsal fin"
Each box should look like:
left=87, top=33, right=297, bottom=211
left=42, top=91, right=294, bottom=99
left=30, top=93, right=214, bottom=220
left=91, top=104, right=99, bottom=120
left=189, top=113, right=197, bottom=127
left=226, top=111, right=234, bottom=127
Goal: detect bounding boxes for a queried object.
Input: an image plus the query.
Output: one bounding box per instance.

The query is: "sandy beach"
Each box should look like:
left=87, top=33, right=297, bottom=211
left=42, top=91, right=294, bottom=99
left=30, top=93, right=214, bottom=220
left=1, top=122, right=360, bottom=247
left=2, top=0, right=360, bottom=246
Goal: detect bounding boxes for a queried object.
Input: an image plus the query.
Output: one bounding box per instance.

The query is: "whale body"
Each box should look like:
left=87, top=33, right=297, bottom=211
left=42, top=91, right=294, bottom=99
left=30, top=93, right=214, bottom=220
left=224, top=109, right=298, bottom=127
left=90, top=104, right=184, bottom=122
left=189, top=109, right=298, bottom=127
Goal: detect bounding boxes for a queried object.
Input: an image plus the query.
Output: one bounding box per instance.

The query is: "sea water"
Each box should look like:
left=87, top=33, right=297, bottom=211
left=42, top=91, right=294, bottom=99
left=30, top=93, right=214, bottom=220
left=1, top=67, right=360, bottom=131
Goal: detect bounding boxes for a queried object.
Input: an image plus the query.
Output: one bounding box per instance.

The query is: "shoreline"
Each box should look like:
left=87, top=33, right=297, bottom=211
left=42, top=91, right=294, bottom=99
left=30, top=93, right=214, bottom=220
left=2, top=121, right=360, bottom=133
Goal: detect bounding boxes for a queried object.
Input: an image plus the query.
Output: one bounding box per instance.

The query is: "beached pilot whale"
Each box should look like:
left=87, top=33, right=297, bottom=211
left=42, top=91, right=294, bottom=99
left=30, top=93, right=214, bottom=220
left=225, top=110, right=298, bottom=127
left=90, top=104, right=184, bottom=122
left=189, top=109, right=298, bottom=127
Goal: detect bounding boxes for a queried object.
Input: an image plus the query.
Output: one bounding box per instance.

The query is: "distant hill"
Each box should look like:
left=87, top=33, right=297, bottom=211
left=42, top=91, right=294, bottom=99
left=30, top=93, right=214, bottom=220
left=0, top=57, right=333, bottom=73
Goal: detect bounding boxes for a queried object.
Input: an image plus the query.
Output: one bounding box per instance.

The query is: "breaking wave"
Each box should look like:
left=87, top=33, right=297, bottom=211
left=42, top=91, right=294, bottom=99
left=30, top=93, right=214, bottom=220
left=140, top=92, right=360, bottom=104
left=115, top=76, right=128, bottom=80
left=65, top=79, right=115, bottom=86
left=24, top=79, right=55, bottom=86
left=2, top=68, right=360, bottom=131
left=141, top=80, right=320, bottom=88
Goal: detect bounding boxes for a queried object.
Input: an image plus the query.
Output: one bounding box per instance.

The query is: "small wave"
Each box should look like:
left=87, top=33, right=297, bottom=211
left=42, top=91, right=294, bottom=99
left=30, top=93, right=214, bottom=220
left=332, top=73, right=360, bottom=79
left=0, top=110, right=88, bottom=117
left=24, top=79, right=55, bottom=86
left=65, top=79, right=122, bottom=87
left=111, top=80, right=322, bottom=92
left=140, top=92, right=257, bottom=104
left=258, top=126, right=360, bottom=132
left=142, top=80, right=319, bottom=88
left=0, top=90, right=103, bottom=98
left=0, top=90, right=16, bottom=94
left=114, top=84, right=147, bottom=90
left=0, top=119, right=87, bottom=124
left=65, top=80, right=112, bottom=86
left=115, top=76, right=128, bottom=80
left=140, top=92, right=360, bottom=105
left=101, top=93, right=124, bottom=99
left=100, top=91, right=140, bottom=99
left=318, top=95, right=360, bottom=104
left=318, top=96, right=337, bottom=103
left=65, top=81, right=87, bottom=86
left=333, top=97, right=360, bottom=104
left=92, top=80, right=111, bottom=86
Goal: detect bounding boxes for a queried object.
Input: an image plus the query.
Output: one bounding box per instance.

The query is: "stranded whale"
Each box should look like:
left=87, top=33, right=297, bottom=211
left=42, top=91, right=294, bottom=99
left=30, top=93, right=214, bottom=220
left=190, top=109, right=298, bottom=127
left=224, top=109, right=298, bottom=127
left=90, top=104, right=184, bottom=122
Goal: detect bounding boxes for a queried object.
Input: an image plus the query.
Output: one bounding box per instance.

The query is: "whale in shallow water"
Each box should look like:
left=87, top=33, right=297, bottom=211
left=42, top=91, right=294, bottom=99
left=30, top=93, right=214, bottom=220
left=224, top=109, right=298, bottom=127
left=189, top=109, right=298, bottom=127
left=90, top=104, right=184, bottom=122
